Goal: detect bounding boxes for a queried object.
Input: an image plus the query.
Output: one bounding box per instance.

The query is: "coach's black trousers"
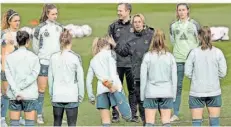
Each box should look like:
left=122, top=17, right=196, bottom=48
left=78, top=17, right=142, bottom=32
left=112, top=67, right=137, bottom=119
left=134, top=81, right=145, bottom=122
left=53, top=106, right=78, bottom=126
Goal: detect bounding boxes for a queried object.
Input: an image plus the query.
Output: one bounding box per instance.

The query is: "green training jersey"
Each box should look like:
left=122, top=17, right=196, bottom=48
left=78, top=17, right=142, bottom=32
left=170, top=18, right=200, bottom=62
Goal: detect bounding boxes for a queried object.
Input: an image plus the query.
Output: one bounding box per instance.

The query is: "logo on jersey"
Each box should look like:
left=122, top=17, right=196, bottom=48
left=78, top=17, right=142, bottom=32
left=180, top=32, right=188, bottom=40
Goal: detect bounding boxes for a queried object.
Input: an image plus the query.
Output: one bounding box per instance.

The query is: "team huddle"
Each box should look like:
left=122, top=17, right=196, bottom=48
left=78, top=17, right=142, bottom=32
left=1, top=3, right=227, bottom=127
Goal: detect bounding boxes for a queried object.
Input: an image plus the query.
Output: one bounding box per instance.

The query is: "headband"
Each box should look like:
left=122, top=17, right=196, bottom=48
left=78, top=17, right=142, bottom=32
left=8, top=13, right=18, bottom=22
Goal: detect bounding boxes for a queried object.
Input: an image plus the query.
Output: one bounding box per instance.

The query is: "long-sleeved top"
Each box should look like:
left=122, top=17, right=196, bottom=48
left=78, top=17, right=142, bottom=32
left=1, top=30, right=18, bottom=71
left=115, top=26, right=154, bottom=81
left=185, top=46, right=227, bottom=97
left=108, top=19, right=133, bottom=67
left=5, top=47, right=40, bottom=100
left=140, top=51, right=177, bottom=101
left=170, top=18, right=200, bottom=62
left=86, top=49, right=122, bottom=101
left=1, top=30, right=18, bottom=46
left=48, top=49, right=84, bottom=103
left=33, top=20, right=63, bottom=65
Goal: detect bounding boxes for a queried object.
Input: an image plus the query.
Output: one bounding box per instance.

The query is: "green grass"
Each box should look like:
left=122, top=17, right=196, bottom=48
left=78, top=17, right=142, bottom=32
left=1, top=3, right=231, bottom=126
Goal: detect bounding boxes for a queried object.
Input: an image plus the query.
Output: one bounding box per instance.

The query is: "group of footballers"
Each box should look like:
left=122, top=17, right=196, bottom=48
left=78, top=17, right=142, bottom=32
left=1, top=2, right=227, bottom=127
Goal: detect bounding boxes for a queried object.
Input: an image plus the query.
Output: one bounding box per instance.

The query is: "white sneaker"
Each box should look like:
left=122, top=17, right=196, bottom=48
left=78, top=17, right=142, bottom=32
left=1, top=118, right=8, bottom=127
left=170, top=115, right=180, bottom=122
left=37, top=115, right=44, bottom=124
left=19, top=117, right=25, bottom=125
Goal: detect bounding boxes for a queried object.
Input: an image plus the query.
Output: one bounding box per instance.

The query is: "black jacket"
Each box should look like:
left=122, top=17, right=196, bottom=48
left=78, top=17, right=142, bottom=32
left=115, top=26, right=154, bottom=81
left=108, top=19, right=134, bottom=67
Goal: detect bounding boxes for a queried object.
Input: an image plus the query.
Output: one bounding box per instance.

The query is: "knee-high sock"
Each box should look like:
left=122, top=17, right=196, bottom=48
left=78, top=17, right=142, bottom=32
left=209, top=117, right=219, bottom=126
left=1, top=95, right=9, bottom=117
left=192, top=119, right=202, bottom=126
left=37, top=92, right=45, bottom=115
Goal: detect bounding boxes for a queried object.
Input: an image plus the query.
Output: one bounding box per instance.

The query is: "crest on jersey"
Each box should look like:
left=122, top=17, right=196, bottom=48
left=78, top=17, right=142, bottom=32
left=175, top=29, right=180, bottom=35
left=115, top=28, right=121, bottom=37
left=44, top=29, right=49, bottom=37
left=130, top=28, right=134, bottom=33
left=144, top=40, right=148, bottom=44
left=34, top=31, right=39, bottom=38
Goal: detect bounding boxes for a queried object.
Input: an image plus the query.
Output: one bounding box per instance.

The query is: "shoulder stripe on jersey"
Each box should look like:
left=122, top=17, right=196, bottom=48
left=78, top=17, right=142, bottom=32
left=34, top=22, right=47, bottom=40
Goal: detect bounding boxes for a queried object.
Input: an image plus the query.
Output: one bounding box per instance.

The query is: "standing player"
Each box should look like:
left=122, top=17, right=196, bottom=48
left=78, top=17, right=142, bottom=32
left=115, top=13, right=154, bottom=125
left=169, top=3, right=200, bottom=122
left=48, top=30, right=84, bottom=126
left=1, top=9, right=25, bottom=127
left=140, top=29, right=177, bottom=126
left=185, top=26, right=227, bottom=126
left=5, top=31, right=40, bottom=126
left=108, top=3, right=138, bottom=122
left=86, top=36, right=132, bottom=126
left=32, top=4, right=64, bottom=124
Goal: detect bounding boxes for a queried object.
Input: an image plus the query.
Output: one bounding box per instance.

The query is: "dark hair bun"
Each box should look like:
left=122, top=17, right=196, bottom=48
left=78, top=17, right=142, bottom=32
left=8, top=9, right=16, bottom=14
left=16, top=31, right=30, bottom=46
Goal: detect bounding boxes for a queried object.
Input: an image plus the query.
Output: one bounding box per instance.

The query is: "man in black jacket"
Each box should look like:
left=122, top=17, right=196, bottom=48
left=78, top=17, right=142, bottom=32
left=108, top=3, right=139, bottom=123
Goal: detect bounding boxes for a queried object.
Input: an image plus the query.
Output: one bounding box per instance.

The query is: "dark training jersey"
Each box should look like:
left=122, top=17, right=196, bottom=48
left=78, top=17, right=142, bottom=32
left=108, top=19, right=134, bottom=67
left=115, top=26, right=154, bottom=81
